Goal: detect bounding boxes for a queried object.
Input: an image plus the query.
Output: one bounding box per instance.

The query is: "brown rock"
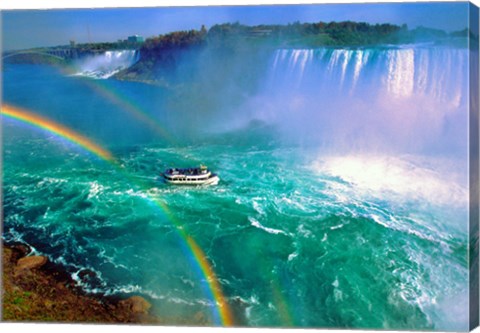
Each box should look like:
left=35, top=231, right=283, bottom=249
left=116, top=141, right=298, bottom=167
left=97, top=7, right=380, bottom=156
left=11, top=244, right=31, bottom=258
left=14, top=256, right=48, bottom=277
left=119, top=296, right=152, bottom=314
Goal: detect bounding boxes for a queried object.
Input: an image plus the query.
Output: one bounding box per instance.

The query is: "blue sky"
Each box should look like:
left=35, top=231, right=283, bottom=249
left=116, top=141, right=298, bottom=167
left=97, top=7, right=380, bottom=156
left=1, top=2, right=471, bottom=50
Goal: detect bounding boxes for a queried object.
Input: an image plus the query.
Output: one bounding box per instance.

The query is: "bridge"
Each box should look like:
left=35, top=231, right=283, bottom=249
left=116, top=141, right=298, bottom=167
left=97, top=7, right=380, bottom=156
left=2, top=48, right=77, bottom=61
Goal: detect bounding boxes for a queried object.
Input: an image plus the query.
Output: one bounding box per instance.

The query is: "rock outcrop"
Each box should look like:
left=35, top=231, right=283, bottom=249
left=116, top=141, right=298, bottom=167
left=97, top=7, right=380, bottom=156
left=14, top=255, right=48, bottom=277
left=119, top=295, right=152, bottom=314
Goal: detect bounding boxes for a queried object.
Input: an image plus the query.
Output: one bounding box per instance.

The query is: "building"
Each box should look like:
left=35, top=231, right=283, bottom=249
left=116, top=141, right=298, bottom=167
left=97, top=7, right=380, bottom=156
left=127, top=35, right=145, bottom=43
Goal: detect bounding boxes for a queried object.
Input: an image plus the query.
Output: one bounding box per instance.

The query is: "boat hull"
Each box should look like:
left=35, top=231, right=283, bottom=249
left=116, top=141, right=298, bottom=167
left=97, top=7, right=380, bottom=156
left=164, top=175, right=220, bottom=186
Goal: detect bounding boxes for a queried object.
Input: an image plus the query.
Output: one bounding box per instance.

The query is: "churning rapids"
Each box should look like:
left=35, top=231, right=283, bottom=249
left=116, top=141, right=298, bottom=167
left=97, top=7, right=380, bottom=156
left=2, top=45, right=471, bottom=330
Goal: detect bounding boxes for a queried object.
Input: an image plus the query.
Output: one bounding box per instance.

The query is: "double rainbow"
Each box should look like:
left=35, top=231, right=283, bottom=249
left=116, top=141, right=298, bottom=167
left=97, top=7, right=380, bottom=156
left=1, top=104, right=234, bottom=326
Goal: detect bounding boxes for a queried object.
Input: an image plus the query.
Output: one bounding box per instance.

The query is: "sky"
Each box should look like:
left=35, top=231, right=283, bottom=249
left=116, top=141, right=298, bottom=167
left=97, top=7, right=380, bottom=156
left=0, top=1, right=474, bottom=50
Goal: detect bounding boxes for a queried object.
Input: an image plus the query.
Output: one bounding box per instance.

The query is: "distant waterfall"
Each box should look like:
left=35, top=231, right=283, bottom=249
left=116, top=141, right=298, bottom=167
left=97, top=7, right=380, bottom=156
left=74, top=50, right=140, bottom=79
left=246, top=46, right=469, bottom=155
left=267, top=47, right=467, bottom=105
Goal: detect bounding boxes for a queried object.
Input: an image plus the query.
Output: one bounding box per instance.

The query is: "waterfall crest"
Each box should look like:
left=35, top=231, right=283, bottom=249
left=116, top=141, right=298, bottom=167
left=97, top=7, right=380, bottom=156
left=244, top=45, right=469, bottom=155
left=74, top=50, right=140, bottom=79
left=267, top=47, right=466, bottom=103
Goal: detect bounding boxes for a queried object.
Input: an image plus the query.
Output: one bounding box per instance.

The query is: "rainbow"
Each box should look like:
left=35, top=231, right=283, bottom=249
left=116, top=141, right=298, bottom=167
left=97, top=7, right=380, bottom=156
left=1, top=105, right=115, bottom=162
left=80, top=79, right=178, bottom=144
left=154, top=200, right=234, bottom=326
left=1, top=104, right=234, bottom=326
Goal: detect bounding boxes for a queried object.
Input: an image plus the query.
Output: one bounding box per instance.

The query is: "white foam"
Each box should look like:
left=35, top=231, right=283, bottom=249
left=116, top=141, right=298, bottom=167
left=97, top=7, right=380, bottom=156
left=251, top=198, right=266, bottom=215
left=297, top=224, right=313, bottom=239
left=73, top=50, right=139, bottom=79
left=287, top=252, right=298, bottom=262
left=248, top=216, right=288, bottom=236
left=312, top=154, right=468, bottom=209
left=87, top=181, right=104, bottom=199
left=36, top=177, right=67, bottom=187
left=329, top=224, right=344, bottom=230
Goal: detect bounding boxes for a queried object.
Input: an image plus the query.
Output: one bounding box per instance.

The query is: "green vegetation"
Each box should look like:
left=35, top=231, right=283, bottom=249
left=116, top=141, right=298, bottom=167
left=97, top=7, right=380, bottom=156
left=3, top=20, right=470, bottom=80
left=72, top=40, right=141, bottom=52
left=116, top=21, right=468, bottom=83
left=206, top=21, right=404, bottom=47
left=120, top=28, right=207, bottom=82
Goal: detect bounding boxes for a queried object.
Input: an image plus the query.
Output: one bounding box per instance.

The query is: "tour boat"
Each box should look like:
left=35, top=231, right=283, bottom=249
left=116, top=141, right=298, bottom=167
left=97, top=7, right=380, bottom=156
left=163, top=165, right=219, bottom=185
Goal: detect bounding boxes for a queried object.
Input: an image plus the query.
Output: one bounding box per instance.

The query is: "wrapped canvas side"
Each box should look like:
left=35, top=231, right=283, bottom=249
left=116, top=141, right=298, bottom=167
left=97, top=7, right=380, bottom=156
left=470, top=2, right=480, bottom=331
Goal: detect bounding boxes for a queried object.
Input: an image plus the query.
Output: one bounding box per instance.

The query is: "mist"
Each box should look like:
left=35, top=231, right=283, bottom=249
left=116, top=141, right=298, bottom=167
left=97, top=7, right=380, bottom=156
left=4, top=39, right=469, bottom=159
left=73, top=50, right=140, bottom=79
left=159, top=43, right=469, bottom=158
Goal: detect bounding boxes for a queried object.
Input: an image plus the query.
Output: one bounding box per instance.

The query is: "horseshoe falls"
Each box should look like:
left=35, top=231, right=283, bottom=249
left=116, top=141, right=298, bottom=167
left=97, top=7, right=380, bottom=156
left=239, top=46, right=468, bottom=156
left=2, top=44, right=472, bottom=330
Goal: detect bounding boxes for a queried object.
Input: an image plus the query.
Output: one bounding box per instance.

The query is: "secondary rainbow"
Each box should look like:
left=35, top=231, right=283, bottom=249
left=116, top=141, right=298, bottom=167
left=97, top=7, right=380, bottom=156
left=80, top=79, right=177, bottom=144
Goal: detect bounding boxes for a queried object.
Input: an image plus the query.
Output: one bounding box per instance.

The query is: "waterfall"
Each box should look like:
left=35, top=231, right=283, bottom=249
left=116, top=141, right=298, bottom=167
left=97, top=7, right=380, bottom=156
left=246, top=45, right=469, bottom=155
left=267, top=47, right=466, bottom=104
left=74, top=50, right=140, bottom=79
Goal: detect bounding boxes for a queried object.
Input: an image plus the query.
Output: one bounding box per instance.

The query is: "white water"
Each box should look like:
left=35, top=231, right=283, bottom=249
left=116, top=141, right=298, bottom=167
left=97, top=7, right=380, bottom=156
left=236, top=46, right=469, bottom=156
left=74, top=50, right=140, bottom=79
left=3, top=44, right=472, bottom=329
left=267, top=47, right=466, bottom=104
left=313, top=154, right=468, bottom=209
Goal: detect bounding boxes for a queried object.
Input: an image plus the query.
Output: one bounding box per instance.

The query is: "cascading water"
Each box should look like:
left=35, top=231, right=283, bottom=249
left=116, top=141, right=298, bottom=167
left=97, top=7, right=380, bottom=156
left=266, top=47, right=467, bottom=106
left=73, top=50, right=140, bottom=79
left=2, top=41, right=472, bottom=330
left=242, top=46, right=468, bottom=156
left=215, top=45, right=469, bottom=330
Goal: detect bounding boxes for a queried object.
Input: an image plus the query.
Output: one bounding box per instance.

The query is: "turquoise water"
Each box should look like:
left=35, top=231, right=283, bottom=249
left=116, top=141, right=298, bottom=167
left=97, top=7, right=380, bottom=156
left=2, top=47, right=470, bottom=330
